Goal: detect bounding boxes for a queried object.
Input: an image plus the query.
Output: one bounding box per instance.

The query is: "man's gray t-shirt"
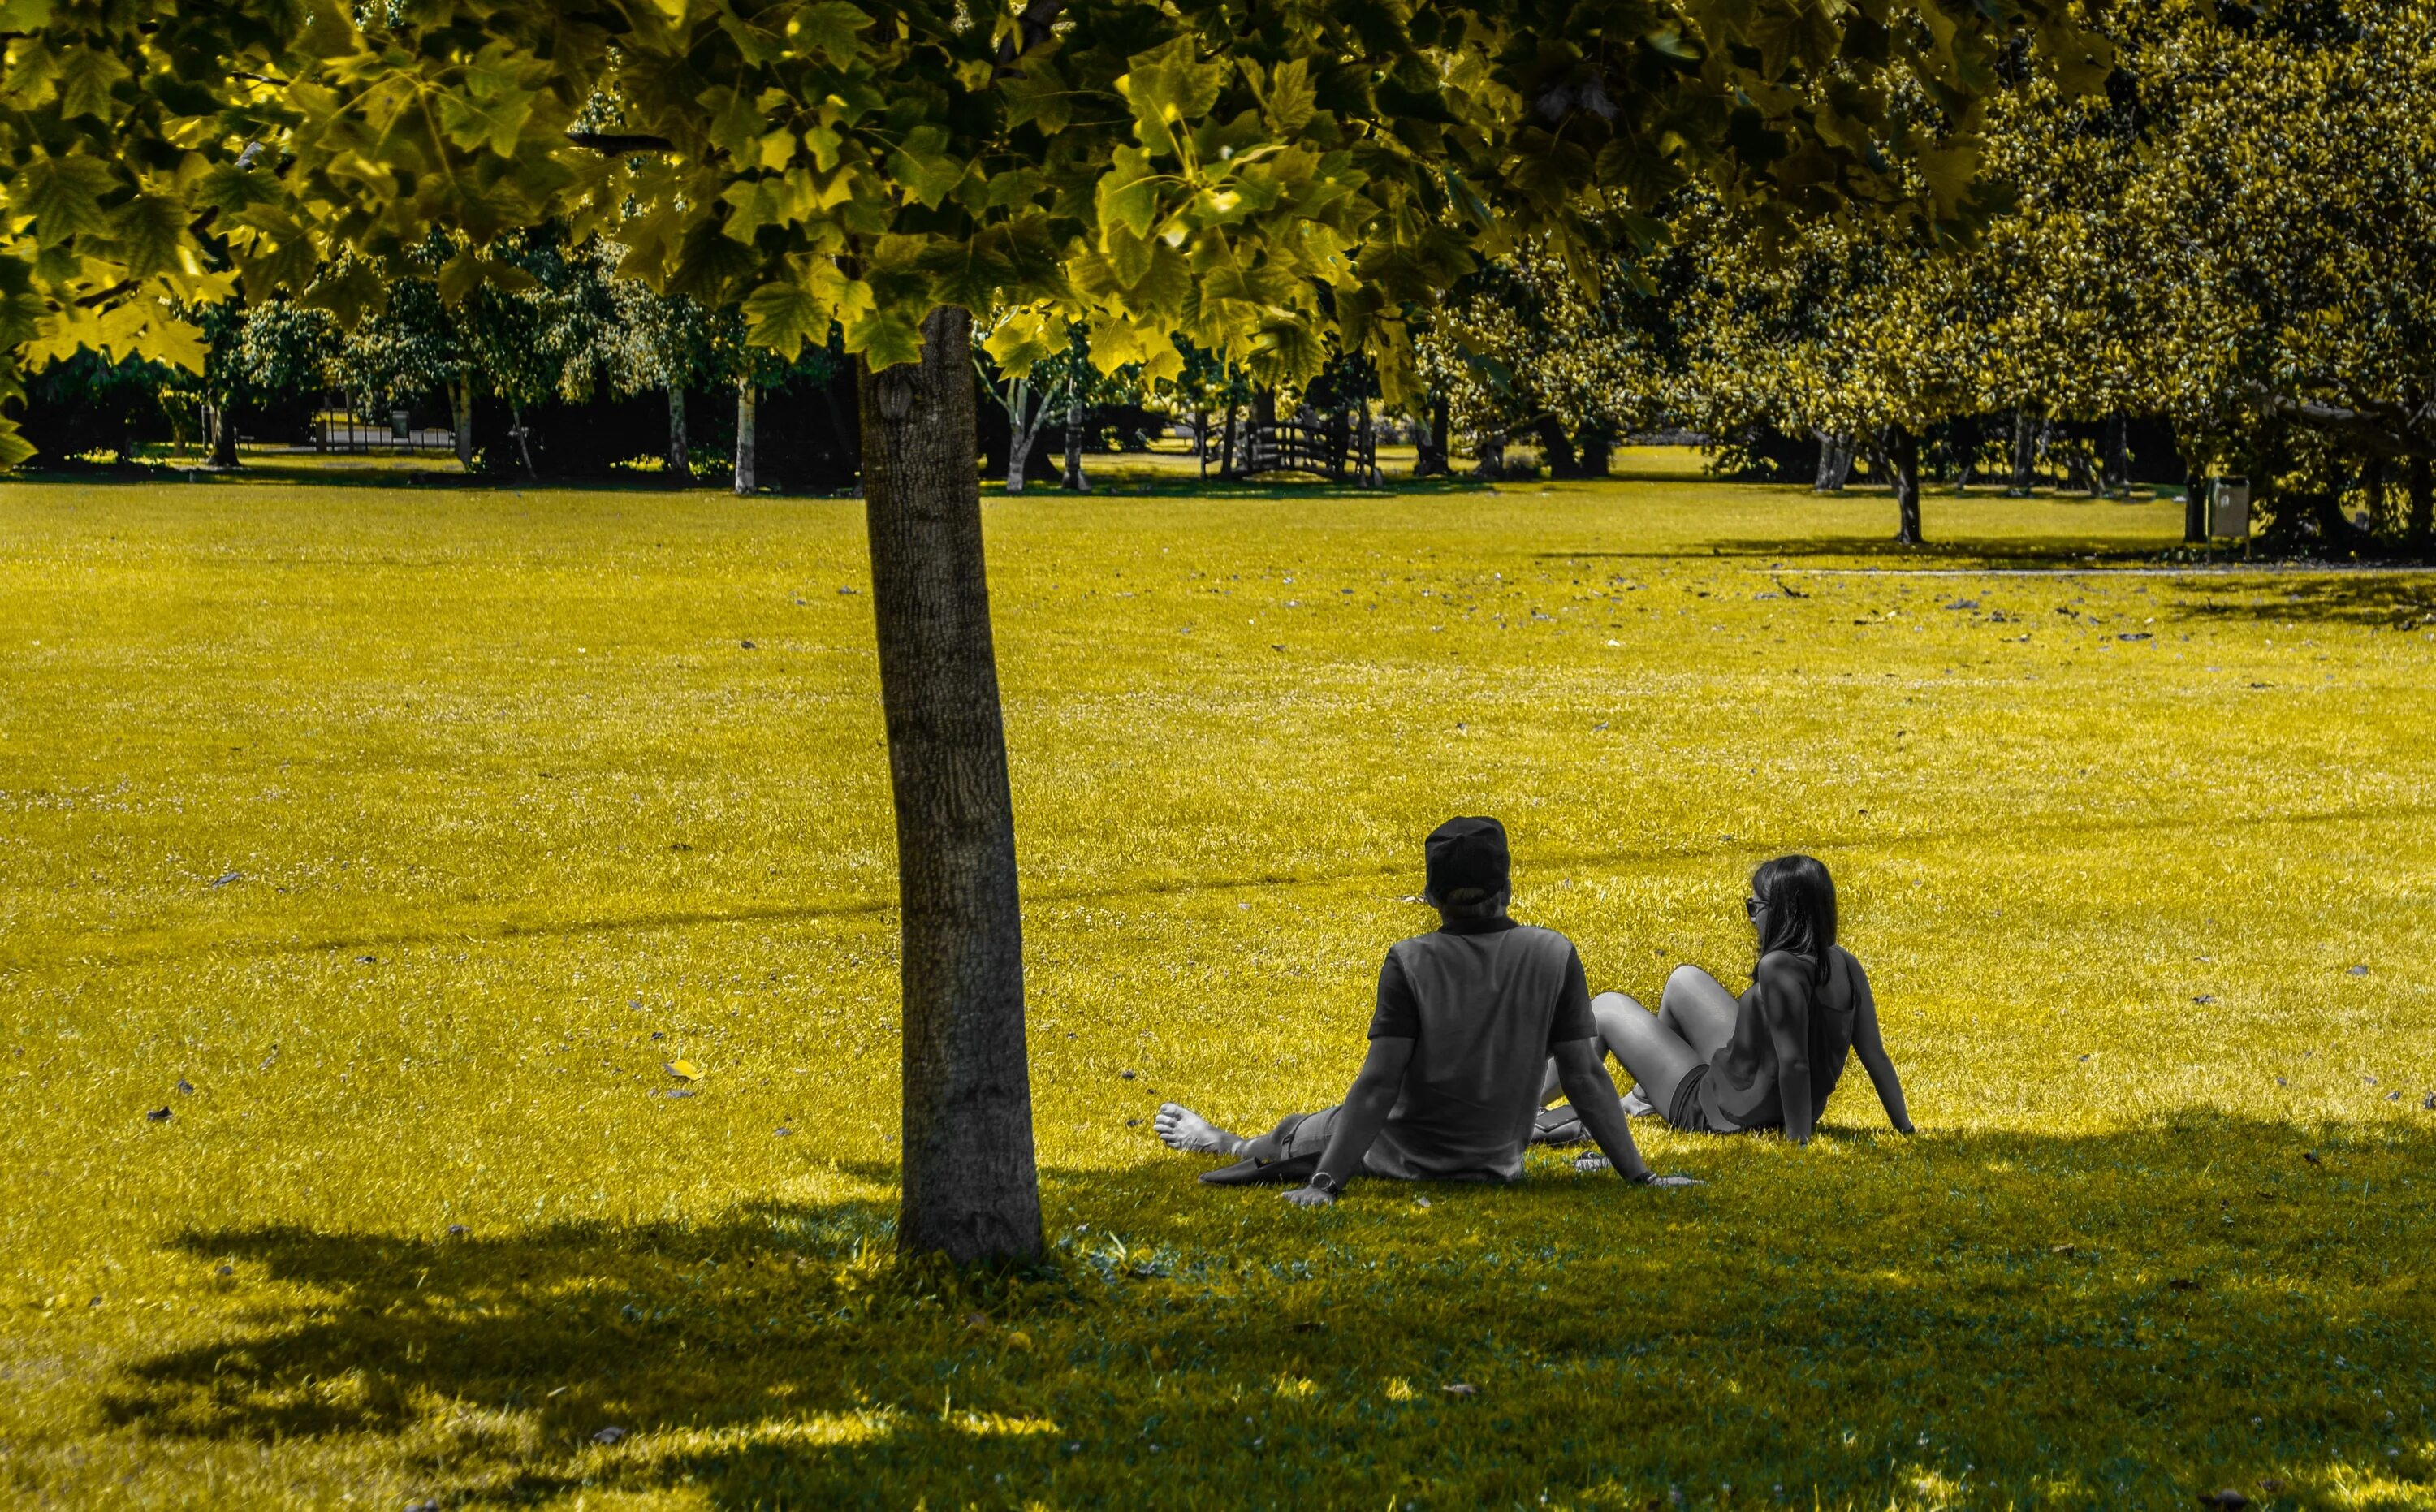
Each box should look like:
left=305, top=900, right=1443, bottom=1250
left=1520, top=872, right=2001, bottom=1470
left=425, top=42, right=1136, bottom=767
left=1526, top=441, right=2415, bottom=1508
left=1362, top=918, right=1596, bottom=1182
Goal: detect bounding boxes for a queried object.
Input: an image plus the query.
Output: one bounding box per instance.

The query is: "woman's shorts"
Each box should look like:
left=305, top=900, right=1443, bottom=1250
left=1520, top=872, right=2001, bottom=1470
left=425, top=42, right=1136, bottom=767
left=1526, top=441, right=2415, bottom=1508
left=1669, top=1063, right=1724, bottom=1134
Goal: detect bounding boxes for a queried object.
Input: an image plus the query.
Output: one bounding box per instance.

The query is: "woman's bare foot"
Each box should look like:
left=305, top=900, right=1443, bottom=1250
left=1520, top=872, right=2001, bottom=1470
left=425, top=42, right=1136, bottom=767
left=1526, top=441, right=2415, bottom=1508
left=1155, top=1102, right=1242, bottom=1156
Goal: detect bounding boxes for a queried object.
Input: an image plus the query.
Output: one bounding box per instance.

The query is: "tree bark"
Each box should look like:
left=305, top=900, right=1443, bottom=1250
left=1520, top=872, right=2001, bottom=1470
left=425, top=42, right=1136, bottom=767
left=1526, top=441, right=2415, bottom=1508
left=1061, top=378, right=1088, bottom=491
left=1220, top=400, right=1237, bottom=479
left=205, top=404, right=240, bottom=468
left=2185, top=465, right=2209, bottom=544
left=2010, top=408, right=2039, bottom=495
left=510, top=401, right=537, bottom=477
left=1531, top=414, right=1579, bottom=477
left=734, top=382, right=757, bottom=495
left=1949, top=415, right=1978, bottom=491
left=1814, top=430, right=1853, bottom=492
left=1415, top=393, right=1450, bottom=477
left=2102, top=412, right=2132, bottom=497
left=1473, top=429, right=1506, bottom=479
left=2410, top=456, right=2433, bottom=550
left=1889, top=424, right=1924, bottom=545
left=666, top=386, right=691, bottom=482
left=859, top=306, right=1042, bottom=1266
left=451, top=374, right=474, bottom=471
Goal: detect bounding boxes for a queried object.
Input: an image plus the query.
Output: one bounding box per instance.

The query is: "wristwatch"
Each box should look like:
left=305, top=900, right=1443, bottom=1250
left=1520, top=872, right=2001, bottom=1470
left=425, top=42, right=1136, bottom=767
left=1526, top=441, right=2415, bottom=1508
left=1306, top=1170, right=1341, bottom=1197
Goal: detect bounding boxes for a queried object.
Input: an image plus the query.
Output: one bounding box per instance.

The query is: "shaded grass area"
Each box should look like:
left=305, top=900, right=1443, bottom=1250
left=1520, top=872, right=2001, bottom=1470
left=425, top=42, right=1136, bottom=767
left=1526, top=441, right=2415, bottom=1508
left=2, top=475, right=2433, bottom=1508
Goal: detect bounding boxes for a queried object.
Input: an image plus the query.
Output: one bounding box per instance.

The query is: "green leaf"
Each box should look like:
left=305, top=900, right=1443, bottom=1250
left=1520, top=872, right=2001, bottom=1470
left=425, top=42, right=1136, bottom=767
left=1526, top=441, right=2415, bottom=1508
left=53, top=44, right=127, bottom=120
left=110, top=193, right=188, bottom=278
left=9, top=154, right=116, bottom=244
left=788, top=1, right=872, bottom=67
left=1262, top=58, right=1316, bottom=137
left=886, top=124, right=964, bottom=209
left=1121, top=38, right=1224, bottom=158
left=0, top=417, right=35, bottom=469
left=1095, top=147, right=1160, bottom=237
left=843, top=305, right=923, bottom=369
left=743, top=281, right=831, bottom=359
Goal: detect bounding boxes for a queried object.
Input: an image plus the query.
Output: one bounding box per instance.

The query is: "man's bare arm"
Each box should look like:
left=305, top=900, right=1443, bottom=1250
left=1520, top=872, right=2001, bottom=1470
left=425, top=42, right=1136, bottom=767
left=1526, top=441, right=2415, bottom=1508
left=1281, top=1036, right=1414, bottom=1205
left=1551, top=1038, right=1652, bottom=1180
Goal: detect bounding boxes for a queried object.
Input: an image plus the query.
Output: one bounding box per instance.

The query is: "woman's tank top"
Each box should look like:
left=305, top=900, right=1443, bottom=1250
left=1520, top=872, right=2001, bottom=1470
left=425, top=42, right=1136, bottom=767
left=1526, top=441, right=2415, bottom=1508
left=1698, top=947, right=1859, bottom=1131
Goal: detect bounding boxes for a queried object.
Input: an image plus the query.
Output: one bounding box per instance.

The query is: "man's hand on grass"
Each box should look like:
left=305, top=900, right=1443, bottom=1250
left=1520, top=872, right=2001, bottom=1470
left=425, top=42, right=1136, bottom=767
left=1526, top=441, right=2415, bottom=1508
left=1281, top=1185, right=1336, bottom=1207
left=1574, top=1155, right=1703, bottom=1186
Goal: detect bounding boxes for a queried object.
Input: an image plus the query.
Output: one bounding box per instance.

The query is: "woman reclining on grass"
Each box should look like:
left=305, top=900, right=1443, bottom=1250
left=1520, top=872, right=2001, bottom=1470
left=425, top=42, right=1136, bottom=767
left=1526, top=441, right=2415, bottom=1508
left=1548, top=854, right=1915, bottom=1151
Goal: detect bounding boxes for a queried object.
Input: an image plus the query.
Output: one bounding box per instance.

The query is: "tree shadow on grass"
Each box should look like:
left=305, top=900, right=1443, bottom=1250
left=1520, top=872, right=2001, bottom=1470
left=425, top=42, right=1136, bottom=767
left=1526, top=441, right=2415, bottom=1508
left=2166, top=573, right=2436, bottom=630
left=105, top=1116, right=2436, bottom=1509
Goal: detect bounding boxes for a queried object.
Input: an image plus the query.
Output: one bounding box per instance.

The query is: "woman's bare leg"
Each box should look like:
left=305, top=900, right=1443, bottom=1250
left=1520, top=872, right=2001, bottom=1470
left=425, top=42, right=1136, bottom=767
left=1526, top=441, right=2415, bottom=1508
left=1591, top=991, right=1704, bottom=1123
left=1657, top=965, right=1743, bottom=1058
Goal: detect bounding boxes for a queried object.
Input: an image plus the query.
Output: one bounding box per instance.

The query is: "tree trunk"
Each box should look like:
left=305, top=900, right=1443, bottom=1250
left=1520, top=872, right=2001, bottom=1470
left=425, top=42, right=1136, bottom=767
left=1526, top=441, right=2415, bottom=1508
left=2010, top=408, right=2039, bottom=495
left=2410, top=456, right=2433, bottom=550
left=1061, top=381, right=1087, bottom=492
left=1415, top=393, right=1449, bottom=477
left=858, top=306, right=1042, bottom=1267
left=2102, top=412, right=2131, bottom=497
left=1531, top=414, right=1579, bottom=478
left=1220, top=400, right=1237, bottom=479
left=510, top=400, right=537, bottom=478
left=666, top=386, right=691, bottom=482
left=2185, top=465, right=2209, bottom=544
left=1889, top=424, right=1924, bottom=545
left=1577, top=428, right=1612, bottom=477
left=451, top=374, right=473, bottom=471
left=1193, top=408, right=1207, bottom=482
left=734, top=382, right=757, bottom=495
left=207, top=404, right=240, bottom=468
left=1005, top=380, right=1035, bottom=495
left=2364, top=458, right=2389, bottom=537
left=1474, top=430, right=1506, bottom=479
left=1814, top=430, right=1853, bottom=492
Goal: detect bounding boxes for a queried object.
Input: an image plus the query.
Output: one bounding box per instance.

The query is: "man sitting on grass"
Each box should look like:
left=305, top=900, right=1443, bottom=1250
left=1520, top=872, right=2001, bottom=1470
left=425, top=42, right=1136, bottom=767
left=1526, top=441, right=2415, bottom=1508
left=1156, top=816, right=1698, bottom=1205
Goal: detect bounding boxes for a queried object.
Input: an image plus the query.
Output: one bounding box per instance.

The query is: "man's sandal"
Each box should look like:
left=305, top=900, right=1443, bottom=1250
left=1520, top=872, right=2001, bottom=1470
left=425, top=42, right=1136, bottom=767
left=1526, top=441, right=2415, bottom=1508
left=1199, top=1153, right=1322, bottom=1186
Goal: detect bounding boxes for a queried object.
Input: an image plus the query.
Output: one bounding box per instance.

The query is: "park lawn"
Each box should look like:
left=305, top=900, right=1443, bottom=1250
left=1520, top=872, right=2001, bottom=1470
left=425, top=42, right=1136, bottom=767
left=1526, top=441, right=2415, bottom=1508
left=1, top=469, right=2432, bottom=1511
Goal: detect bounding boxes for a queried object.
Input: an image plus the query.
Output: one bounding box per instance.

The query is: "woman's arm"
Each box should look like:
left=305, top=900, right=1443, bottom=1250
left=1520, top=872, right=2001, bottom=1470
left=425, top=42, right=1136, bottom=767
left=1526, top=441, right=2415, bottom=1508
left=1846, top=955, right=1916, bottom=1134
left=1756, top=956, right=1814, bottom=1145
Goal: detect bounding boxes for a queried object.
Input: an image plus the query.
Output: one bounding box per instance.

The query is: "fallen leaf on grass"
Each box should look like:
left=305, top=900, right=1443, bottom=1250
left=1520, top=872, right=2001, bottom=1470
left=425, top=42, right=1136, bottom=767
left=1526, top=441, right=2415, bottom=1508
left=145, top=1107, right=171, bottom=1123
left=2050, top=1244, right=2075, bottom=1256
left=1441, top=1382, right=1479, bottom=1398
left=175, top=1079, right=193, bottom=1095
left=593, top=1426, right=628, bottom=1445
left=666, top=1060, right=700, bottom=1080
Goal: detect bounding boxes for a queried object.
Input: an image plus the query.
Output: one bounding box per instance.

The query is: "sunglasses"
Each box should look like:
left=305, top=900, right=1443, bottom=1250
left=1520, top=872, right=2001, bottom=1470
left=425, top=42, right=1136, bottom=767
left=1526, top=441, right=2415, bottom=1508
left=1743, top=896, right=1763, bottom=919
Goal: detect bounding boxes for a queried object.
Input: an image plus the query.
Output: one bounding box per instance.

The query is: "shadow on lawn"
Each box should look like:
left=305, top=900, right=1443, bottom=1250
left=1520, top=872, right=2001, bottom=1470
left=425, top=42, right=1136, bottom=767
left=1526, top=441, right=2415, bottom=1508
left=108, top=1116, right=2436, bottom=1508
left=2167, top=573, right=2436, bottom=630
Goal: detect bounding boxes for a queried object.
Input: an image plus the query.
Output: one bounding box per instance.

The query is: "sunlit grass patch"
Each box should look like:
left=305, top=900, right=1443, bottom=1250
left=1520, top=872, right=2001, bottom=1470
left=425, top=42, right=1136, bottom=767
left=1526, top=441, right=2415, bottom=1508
left=1, top=472, right=2431, bottom=1507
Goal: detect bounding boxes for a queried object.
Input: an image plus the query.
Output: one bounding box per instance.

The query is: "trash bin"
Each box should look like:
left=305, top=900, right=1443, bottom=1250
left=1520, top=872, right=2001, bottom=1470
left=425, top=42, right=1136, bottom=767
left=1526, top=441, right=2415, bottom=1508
left=2209, top=476, right=2250, bottom=538
left=391, top=408, right=412, bottom=440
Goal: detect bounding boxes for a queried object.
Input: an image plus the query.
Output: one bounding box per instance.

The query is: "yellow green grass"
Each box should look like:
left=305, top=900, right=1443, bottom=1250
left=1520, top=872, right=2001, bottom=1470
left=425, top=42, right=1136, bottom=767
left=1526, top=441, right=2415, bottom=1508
left=2, top=468, right=2433, bottom=1510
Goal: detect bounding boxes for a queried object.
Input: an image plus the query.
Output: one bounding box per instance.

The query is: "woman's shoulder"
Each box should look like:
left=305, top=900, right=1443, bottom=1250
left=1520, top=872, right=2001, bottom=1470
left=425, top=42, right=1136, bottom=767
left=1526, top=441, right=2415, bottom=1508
left=1752, top=949, right=1818, bottom=984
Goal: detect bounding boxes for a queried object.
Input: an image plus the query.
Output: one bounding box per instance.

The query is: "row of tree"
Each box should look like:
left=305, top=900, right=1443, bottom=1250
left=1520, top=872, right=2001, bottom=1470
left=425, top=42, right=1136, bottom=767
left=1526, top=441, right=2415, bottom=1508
left=1422, top=0, right=2436, bottom=551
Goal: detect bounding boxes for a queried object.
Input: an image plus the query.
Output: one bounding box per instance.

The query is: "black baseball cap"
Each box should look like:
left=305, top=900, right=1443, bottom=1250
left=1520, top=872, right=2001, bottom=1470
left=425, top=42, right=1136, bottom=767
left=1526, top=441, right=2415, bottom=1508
left=1425, top=816, right=1510, bottom=898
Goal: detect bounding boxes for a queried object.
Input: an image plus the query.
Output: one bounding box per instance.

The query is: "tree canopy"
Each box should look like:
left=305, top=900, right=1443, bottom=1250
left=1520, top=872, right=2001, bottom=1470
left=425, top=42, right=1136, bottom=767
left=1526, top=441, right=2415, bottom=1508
left=2, top=0, right=2106, bottom=463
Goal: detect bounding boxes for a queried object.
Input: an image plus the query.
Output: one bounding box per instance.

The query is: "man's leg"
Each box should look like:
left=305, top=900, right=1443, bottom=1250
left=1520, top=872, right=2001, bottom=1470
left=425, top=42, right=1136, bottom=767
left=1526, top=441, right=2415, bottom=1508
left=1194, top=1105, right=1337, bottom=1185
left=1593, top=991, right=1704, bottom=1122
left=1156, top=1102, right=1247, bottom=1156
left=1656, top=966, right=1743, bottom=1057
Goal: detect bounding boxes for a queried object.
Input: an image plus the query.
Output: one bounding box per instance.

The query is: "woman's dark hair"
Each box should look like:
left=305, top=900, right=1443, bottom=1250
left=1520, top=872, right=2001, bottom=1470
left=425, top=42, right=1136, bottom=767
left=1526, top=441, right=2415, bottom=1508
left=1751, top=854, right=1837, bottom=983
